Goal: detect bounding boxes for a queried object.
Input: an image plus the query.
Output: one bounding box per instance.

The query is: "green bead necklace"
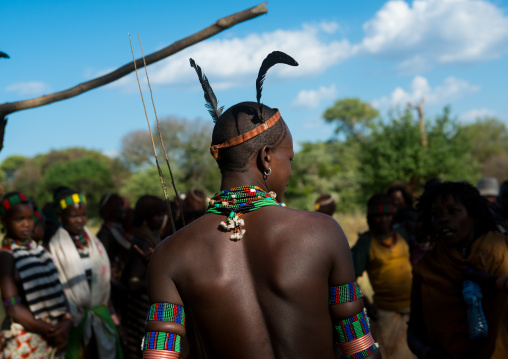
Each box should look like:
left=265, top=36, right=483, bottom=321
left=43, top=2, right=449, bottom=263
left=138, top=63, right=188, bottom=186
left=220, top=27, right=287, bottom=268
left=206, top=186, right=286, bottom=241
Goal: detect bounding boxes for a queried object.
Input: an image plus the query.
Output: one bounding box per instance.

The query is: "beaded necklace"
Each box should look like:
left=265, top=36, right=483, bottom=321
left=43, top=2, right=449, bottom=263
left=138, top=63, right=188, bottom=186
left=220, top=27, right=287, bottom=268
left=206, top=186, right=286, bottom=241
left=71, top=231, right=90, bottom=250
left=2, top=238, right=33, bottom=249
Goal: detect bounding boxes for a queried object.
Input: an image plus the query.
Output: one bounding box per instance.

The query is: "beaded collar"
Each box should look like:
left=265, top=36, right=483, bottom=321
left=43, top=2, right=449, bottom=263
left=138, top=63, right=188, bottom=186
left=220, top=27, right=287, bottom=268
left=2, top=238, right=34, bottom=249
left=206, top=186, right=286, bottom=241
left=71, top=231, right=90, bottom=250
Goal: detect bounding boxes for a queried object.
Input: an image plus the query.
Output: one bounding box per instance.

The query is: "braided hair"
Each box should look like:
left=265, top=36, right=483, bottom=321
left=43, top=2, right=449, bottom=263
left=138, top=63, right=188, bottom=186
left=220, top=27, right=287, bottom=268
left=211, top=102, right=287, bottom=172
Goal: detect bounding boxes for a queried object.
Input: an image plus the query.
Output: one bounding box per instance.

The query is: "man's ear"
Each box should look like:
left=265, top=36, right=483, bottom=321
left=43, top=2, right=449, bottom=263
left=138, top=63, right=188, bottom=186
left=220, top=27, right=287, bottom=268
left=257, top=146, right=272, bottom=173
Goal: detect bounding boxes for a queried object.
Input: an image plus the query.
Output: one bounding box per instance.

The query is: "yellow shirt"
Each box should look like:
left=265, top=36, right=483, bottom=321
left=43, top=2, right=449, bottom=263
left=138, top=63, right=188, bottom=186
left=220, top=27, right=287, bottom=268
left=352, top=231, right=412, bottom=310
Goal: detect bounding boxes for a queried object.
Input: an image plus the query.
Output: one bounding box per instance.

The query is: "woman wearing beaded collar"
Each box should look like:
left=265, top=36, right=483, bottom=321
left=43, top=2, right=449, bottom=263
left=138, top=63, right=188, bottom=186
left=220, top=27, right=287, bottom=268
left=48, top=187, right=123, bottom=359
left=141, top=52, right=380, bottom=359
left=0, top=192, right=72, bottom=358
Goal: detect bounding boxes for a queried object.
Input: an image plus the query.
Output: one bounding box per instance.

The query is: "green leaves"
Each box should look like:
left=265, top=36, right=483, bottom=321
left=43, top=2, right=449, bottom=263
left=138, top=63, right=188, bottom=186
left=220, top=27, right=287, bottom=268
left=359, top=107, right=479, bottom=196
left=323, top=98, right=379, bottom=138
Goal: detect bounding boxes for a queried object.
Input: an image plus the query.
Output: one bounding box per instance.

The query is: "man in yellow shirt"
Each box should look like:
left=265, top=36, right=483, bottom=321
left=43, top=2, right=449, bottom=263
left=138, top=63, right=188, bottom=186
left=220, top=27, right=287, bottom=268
left=352, top=194, right=414, bottom=359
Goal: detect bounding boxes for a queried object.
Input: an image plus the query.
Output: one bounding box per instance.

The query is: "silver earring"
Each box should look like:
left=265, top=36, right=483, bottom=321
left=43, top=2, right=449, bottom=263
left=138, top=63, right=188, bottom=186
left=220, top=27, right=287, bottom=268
left=264, top=167, right=272, bottom=176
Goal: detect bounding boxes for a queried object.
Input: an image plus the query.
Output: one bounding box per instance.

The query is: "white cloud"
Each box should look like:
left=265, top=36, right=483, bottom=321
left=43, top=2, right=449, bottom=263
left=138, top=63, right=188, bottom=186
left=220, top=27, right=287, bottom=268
left=357, top=0, right=508, bottom=71
left=459, top=108, right=496, bottom=123
left=319, top=21, right=340, bottom=34
left=373, top=75, right=480, bottom=109
left=92, top=0, right=508, bottom=93
left=292, top=84, right=338, bottom=109
left=112, top=24, right=355, bottom=90
left=5, top=81, right=51, bottom=96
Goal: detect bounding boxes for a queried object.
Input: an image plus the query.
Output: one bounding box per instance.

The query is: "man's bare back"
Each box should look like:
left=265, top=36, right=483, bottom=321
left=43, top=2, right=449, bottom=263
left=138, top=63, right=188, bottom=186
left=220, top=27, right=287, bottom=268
left=148, top=206, right=371, bottom=359
left=142, top=52, right=380, bottom=359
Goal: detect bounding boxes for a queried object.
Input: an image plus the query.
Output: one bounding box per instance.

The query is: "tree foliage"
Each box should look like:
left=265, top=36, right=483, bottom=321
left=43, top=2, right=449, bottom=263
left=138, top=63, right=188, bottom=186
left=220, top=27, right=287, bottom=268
left=41, top=157, right=115, bottom=216
left=459, top=117, right=508, bottom=183
left=1, top=98, right=501, bottom=217
left=460, top=117, right=508, bottom=163
left=119, top=166, right=173, bottom=205
left=286, top=140, right=362, bottom=212
left=0, top=148, right=125, bottom=217
left=323, top=98, right=379, bottom=138
left=120, top=116, right=220, bottom=196
left=358, top=107, right=479, bottom=197
left=0, top=155, right=27, bottom=184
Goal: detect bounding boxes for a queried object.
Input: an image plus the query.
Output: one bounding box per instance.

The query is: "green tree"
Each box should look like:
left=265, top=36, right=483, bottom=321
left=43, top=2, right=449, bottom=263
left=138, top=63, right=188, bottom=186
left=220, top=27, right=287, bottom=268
left=359, top=107, right=480, bottom=196
left=459, top=117, right=508, bottom=182
left=0, top=148, right=130, bottom=213
left=119, top=166, right=168, bottom=205
left=460, top=117, right=508, bottom=163
left=0, top=154, right=27, bottom=185
left=40, top=157, right=115, bottom=217
left=286, top=139, right=363, bottom=212
left=120, top=116, right=220, bottom=194
left=323, top=98, right=379, bottom=138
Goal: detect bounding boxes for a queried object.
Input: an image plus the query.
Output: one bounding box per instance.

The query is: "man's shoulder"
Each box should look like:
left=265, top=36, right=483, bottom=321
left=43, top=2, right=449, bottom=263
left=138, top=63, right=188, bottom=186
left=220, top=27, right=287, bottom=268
left=274, top=207, right=344, bottom=234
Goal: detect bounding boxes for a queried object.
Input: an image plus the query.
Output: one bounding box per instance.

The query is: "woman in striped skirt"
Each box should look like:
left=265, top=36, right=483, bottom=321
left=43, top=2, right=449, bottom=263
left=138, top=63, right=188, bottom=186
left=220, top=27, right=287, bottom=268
left=0, top=192, right=72, bottom=358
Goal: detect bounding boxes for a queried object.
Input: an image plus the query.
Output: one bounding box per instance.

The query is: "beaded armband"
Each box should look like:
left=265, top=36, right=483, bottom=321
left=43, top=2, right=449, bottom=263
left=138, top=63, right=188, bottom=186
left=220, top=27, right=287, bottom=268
left=334, top=309, right=379, bottom=359
left=146, top=303, right=185, bottom=325
left=142, top=303, right=185, bottom=357
left=142, top=332, right=181, bottom=352
left=329, top=282, right=363, bottom=304
left=3, top=296, right=22, bottom=307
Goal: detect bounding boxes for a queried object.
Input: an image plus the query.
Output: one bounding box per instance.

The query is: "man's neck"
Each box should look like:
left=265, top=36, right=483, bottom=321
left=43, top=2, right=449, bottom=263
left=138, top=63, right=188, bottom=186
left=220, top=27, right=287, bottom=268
left=220, top=169, right=267, bottom=192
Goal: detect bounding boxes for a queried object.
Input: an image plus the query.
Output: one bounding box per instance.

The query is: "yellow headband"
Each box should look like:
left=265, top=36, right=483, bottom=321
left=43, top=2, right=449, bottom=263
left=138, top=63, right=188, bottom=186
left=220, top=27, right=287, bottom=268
left=59, top=193, right=87, bottom=211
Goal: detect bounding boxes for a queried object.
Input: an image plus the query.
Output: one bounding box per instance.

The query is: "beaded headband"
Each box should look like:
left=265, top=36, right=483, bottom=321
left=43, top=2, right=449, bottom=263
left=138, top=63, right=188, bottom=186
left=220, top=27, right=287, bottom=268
left=368, top=204, right=394, bottom=215
left=0, top=193, right=30, bottom=216
left=190, top=51, right=298, bottom=161
left=209, top=110, right=281, bottom=160
left=315, top=196, right=335, bottom=210
left=34, top=209, right=44, bottom=224
left=58, top=193, right=87, bottom=211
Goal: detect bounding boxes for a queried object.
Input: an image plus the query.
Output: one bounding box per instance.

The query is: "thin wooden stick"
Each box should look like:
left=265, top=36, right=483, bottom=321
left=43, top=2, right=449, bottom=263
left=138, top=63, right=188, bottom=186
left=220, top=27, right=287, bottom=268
left=0, top=3, right=268, bottom=117
left=128, top=34, right=177, bottom=234
left=137, top=34, right=186, bottom=228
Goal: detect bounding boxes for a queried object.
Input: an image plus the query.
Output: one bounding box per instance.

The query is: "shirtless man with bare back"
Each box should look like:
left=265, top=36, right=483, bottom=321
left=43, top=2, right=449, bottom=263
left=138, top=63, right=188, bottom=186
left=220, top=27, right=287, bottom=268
left=141, top=52, right=381, bottom=359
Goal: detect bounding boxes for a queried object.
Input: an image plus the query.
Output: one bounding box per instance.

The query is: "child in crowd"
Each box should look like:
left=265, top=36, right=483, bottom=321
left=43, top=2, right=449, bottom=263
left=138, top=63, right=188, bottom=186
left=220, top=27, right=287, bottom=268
left=0, top=192, right=72, bottom=358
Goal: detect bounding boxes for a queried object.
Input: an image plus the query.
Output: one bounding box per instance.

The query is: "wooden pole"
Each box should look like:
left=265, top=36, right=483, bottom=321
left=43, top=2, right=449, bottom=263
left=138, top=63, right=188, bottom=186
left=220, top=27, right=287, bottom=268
left=409, top=98, right=427, bottom=147
left=0, top=3, right=267, bottom=117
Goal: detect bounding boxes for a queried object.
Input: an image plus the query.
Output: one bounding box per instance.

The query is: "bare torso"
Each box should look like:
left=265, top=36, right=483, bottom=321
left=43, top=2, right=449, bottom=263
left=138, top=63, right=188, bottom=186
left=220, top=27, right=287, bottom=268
left=148, top=205, right=363, bottom=359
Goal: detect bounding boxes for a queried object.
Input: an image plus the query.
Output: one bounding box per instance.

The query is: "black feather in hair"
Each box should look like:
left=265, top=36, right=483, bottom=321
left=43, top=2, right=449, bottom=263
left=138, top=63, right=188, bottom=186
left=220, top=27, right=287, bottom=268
left=255, top=51, right=298, bottom=114
left=189, top=58, right=223, bottom=122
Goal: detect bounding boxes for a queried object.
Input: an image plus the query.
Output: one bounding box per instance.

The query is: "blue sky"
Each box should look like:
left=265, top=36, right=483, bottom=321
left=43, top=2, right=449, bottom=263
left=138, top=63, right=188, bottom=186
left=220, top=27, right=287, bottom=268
left=2, top=0, right=508, bottom=161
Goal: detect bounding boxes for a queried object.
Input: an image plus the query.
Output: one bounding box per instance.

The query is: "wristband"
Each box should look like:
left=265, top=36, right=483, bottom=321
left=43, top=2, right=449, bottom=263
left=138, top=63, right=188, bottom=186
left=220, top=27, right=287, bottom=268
left=3, top=296, right=22, bottom=307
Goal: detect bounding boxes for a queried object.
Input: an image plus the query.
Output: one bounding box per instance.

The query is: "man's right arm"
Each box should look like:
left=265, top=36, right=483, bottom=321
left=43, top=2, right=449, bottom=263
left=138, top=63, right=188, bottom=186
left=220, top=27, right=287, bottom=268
left=144, top=239, right=186, bottom=359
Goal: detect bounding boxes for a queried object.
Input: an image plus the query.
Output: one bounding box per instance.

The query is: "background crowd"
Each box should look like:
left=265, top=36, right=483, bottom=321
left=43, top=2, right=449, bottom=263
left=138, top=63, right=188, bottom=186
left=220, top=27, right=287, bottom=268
left=0, top=174, right=507, bottom=358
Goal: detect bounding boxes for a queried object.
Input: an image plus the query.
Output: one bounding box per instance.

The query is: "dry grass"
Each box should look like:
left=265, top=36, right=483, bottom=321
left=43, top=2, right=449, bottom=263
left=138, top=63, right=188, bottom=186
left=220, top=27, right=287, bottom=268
left=335, top=211, right=368, bottom=246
